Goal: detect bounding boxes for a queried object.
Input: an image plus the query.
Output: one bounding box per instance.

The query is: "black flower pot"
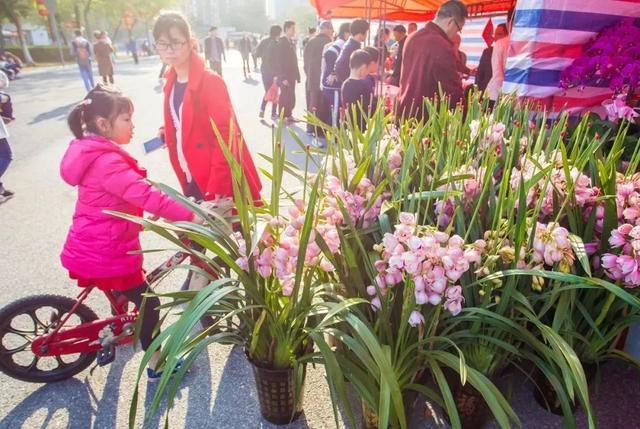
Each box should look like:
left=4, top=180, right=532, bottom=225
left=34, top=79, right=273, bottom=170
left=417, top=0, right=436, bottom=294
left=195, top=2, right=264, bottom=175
left=532, top=363, right=596, bottom=416
left=249, top=358, right=306, bottom=425
left=453, top=382, right=491, bottom=429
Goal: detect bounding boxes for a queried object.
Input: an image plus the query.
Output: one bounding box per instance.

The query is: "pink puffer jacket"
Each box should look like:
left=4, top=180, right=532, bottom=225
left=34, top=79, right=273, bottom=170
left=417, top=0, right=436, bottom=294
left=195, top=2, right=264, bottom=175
left=60, top=135, right=193, bottom=279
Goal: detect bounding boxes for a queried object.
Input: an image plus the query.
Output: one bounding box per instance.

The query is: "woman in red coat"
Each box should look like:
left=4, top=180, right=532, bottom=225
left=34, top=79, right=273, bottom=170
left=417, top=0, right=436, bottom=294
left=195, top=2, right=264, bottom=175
left=154, top=12, right=262, bottom=202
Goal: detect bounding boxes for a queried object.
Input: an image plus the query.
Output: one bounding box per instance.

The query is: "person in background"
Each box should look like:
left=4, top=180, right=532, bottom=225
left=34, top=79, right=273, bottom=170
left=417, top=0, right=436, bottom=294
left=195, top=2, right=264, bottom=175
left=238, top=33, right=253, bottom=79
left=94, top=31, right=115, bottom=84
left=333, top=19, right=370, bottom=87
left=276, top=21, right=300, bottom=124
left=408, top=22, right=418, bottom=34
left=71, top=30, right=95, bottom=92
left=251, top=36, right=259, bottom=71
left=0, top=51, right=22, bottom=80
left=0, top=71, right=14, bottom=203
left=302, top=27, right=316, bottom=56
left=342, top=49, right=375, bottom=130
left=321, top=22, right=351, bottom=128
left=128, top=39, right=139, bottom=64
left=303, top=21, right=333, bottom=137
left=204, top=26, right=226, bottom=76
left=387, top=25, right=407, bottom=86
left=487, top=10, right=514, bottom=106
left=256, top=25, right=282, bottom=119
left=397, top=0, right=467, bottom=120
left=452, top=33, right=471, bottom=76
left=476, top=23, right=508, bottom=93
left=374, top=27, right=390, bottom=67
left=141, top=40, right=151, bottom=56
left=362, top=46, right=379, bottom=92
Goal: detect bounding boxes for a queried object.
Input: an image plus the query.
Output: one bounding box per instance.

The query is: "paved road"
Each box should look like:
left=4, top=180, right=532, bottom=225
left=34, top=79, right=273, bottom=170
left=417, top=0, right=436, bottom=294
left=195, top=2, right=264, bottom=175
left=1, top=53, right=639, bottom=429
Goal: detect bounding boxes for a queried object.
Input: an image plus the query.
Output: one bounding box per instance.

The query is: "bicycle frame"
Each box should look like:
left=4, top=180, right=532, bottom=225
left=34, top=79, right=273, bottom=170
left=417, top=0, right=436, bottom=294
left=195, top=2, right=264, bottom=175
left=30, top=239, right=198, bottom=359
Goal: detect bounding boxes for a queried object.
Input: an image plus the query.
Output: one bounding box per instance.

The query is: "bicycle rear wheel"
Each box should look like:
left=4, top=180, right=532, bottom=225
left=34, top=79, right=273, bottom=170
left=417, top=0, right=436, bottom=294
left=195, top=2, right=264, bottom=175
left=0, top=294, right=99, bottom=383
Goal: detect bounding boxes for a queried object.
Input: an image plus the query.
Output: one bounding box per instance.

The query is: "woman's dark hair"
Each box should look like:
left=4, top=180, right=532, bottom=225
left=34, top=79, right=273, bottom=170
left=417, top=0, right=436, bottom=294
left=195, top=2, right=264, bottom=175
left=153, top=12, right=191, bottom=41
left=269, top=24, right=282, bottom=38
left=67, top=84, right=134, bottom=139
left=337, top=22, right=351, bottom=40
left=283, top=21, right=295, bottom=32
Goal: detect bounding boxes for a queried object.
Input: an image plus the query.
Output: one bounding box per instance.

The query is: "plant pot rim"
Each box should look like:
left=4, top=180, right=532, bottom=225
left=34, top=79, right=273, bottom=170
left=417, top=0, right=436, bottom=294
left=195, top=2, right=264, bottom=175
left=244, top=349, right=295, bottom=372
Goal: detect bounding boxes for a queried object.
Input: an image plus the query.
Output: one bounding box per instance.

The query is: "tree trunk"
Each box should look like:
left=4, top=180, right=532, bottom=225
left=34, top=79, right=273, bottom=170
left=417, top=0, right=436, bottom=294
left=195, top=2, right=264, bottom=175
left=0, top=0, right=35, bottom=65
left=83, top=0, right=93, bottom=43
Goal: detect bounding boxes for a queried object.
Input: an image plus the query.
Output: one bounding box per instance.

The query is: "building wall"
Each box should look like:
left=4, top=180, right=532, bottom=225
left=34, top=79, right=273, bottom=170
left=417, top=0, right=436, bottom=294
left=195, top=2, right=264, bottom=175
left=265, top=0, right=307, bottom=19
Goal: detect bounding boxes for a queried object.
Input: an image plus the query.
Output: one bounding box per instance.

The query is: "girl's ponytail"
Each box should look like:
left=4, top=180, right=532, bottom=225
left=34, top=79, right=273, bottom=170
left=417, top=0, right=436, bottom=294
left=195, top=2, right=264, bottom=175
left=67, top=102, right=85, bottom=139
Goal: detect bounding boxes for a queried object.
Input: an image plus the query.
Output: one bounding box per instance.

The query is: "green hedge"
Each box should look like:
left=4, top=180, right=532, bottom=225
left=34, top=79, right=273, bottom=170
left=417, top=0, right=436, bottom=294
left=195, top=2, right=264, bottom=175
left=4, top=46, right=74, bottom=63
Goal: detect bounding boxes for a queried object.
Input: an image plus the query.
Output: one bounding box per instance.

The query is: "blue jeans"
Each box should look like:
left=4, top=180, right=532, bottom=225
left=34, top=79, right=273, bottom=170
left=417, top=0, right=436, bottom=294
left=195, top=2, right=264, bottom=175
left=0, top=138, right=11, bottom=187
left=78, top=63, right=94, bottom=92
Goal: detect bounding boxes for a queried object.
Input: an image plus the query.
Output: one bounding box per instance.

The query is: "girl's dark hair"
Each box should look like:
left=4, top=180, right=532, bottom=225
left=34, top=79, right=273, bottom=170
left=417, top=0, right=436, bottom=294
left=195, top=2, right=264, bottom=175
left=153, top=11, right=191, bottom=41
left=67, top=84, right=134, bottom=139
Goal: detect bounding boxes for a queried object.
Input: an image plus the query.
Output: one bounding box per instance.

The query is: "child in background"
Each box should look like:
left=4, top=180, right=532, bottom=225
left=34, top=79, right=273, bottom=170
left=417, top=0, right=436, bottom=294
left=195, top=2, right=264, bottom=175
left=61, top=84, right=197, bottom=379
left=341, top=49, right=375, bottom=130
left=362, top=46, right=380, bottom=92
left=0, top=71, right=14, bottom=203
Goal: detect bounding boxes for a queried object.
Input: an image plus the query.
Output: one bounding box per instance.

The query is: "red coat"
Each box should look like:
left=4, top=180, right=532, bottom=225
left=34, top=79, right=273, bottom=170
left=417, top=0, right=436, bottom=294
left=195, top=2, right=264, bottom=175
left=397, top=22, right=463, bottom=120
left=163, top=53, right=262, bottom=201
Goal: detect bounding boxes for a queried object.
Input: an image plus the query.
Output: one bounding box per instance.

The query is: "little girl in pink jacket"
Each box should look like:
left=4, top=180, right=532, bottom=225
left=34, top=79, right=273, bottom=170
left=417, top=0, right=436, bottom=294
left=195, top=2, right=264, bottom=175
left=61, top=84, right=194, bottom=379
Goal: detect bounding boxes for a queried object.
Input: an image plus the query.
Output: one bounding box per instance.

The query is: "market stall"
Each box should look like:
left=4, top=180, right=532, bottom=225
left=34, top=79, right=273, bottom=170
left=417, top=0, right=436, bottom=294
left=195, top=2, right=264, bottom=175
left=505, top=0, right=640, bottom=117
left=310, top=0, right=516, bottom=20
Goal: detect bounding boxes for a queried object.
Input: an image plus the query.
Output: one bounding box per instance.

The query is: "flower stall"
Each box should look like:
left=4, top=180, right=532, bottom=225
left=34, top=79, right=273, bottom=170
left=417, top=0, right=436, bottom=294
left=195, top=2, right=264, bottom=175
left=117, top=2, right=640, bottom=428
left=120, top=86, right=640, bottom=429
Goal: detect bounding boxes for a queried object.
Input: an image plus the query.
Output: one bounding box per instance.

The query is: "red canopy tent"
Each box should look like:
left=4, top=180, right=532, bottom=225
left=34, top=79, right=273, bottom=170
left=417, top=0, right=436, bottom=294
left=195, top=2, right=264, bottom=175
left=310, top=0, right=515, bottom=20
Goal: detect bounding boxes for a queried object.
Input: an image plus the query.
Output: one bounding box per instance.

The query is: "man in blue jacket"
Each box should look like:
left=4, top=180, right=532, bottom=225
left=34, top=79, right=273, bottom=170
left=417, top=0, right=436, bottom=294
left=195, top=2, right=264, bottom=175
left=333, top=19, right=369, bottom=85
left=320, top=22, right=350, bottom=128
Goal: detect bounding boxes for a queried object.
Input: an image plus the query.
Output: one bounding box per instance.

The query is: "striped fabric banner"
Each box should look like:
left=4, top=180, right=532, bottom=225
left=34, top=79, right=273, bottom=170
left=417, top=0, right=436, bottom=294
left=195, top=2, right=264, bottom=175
left=504, top=0, right=640, bottom=117
left=461, top=17, right=506, bottom=67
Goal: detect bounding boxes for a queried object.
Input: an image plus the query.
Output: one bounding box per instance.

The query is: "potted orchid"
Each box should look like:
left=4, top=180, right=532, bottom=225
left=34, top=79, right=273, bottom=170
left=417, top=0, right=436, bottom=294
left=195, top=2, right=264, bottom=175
left=124, top=124, right=362, bottom=426
left=307, top=103, right=520, bottom=428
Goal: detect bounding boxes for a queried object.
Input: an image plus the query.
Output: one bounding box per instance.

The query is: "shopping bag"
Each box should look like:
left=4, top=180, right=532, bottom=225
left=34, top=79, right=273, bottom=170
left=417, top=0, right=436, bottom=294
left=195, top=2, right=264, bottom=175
left=264, top=81, right=279, bottom=104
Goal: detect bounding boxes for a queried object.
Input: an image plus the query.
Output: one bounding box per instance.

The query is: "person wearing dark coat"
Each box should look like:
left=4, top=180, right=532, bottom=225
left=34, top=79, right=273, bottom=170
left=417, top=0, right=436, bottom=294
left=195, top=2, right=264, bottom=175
left=398, top=1, right=468, bottom=121
left=333, top=19, right=370, bottom=87
left=321, top=22, right=351, bottom=127
left=204, top=26, right=226, bottom=76
left=93, top=32, right=115, bottom=84
left=238, top=35, right=252, bottom=78
left=475, top=23, right=508, bottom=93
left=276, top=21, right=300, bottom=122
left=256, top=25, right=282, bottom=118
left=388, top=25, right=407, bottom=86
left=303, top=21, right=333, bottom=135
left=475, top=46, right=493, bottom=92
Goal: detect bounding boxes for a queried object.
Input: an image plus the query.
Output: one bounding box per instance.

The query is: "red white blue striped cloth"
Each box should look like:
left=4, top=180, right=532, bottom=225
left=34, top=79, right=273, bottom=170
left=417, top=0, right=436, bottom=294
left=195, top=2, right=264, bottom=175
left=504, top=0, right=640, bottom=116
left=461, top=17, right=506, bottom=67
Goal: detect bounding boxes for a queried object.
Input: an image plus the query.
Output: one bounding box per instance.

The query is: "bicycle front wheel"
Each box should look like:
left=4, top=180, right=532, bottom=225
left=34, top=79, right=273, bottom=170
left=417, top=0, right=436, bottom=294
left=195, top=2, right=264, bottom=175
left=0, top=294, right=99, bottom=383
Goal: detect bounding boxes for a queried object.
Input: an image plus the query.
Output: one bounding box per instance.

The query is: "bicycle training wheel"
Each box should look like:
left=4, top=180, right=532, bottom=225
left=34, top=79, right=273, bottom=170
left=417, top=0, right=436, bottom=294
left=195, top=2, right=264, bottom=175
left=0, top=294, right=99, bottom=383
